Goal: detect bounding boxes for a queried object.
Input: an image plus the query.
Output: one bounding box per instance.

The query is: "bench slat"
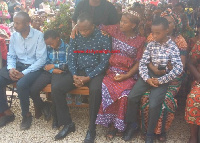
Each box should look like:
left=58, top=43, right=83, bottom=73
left=42, top=84, right=89, bottom=95
left=42, top=84, right=89, bottom=108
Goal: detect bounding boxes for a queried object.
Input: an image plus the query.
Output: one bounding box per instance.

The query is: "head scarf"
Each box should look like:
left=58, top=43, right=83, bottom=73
left=161, top=8, right=182, bottom=36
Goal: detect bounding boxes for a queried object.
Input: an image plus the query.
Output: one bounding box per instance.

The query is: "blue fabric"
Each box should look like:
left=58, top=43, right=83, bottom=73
left=68, top=28, right=111, bottom=78
left=7, top=27, right=47, bottom=75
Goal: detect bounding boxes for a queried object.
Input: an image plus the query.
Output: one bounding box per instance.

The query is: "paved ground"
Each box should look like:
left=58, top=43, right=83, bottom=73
left=0, top=96, right=191, bottom=143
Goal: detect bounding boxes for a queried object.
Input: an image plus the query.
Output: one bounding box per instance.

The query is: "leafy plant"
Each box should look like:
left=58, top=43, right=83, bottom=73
left=43, top=4, right=72, bottom=43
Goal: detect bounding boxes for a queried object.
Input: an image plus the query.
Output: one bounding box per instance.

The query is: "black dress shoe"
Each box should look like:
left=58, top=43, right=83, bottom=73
left=0, top=114, right=15, bottom=128
left=84, top=130, right=96, bottom=143
left=122, top=126, right=138, bottom=141
left=145, top=136, right=154, bottom=143
left=54, top=122, right=75, bottom=140
left=42, top=102, right=51, bottom=121
left=20, top=115, right=32, bottom=130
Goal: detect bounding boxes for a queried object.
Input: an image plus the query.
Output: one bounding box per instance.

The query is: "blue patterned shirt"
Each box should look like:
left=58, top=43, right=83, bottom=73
left=139, top=38, right=183, bottom=84
left=46, top=39, right=68, bottom=72
left=68, top=28, right=111, bottom=78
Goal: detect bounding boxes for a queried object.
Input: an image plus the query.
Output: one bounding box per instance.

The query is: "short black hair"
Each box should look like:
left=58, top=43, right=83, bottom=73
left=14, top=11, right=31, bottom=22
left=152, top=17, right=169, bottom=29
left=77, top=12, right=93, bottom=24
left=44, top=30, right=60, bottom=40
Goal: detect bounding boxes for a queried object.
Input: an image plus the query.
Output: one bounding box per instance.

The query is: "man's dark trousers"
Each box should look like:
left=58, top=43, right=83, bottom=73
left=125, top=71, right=169, bottom=134
left=51, top=70, right=103, bottom=131
left=0, top=66, right=42, bottom=117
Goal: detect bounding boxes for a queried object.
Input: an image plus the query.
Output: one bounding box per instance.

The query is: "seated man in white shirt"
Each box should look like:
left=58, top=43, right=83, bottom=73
left=0, top=11, right=47, bottom=130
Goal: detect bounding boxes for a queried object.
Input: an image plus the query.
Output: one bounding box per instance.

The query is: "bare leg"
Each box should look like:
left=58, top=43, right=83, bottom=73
left=188, top=124, right=198, bottom=143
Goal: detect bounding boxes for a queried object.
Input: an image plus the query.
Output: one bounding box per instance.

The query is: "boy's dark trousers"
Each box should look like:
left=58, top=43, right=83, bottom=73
left=125, top=70, right=169, bottom=134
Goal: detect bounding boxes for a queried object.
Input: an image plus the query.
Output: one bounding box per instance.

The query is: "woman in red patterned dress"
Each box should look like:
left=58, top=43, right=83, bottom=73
left=185, top=39, right=200, bottom=143
left=95, top=9, right=146, bottom=140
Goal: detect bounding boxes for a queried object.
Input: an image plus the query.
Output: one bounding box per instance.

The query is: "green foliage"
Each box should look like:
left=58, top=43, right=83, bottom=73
left=43, top=4, right=72, bottom=43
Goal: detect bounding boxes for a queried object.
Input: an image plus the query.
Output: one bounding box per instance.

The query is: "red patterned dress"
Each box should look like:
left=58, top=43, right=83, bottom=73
left=95, top=24, right=146, bottom=131
left=185, top=40, right=200, bottom=126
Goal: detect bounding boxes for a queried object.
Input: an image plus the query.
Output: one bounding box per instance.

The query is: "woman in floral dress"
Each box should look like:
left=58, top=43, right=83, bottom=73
left=185, top=40, right=200, bottom=143
left=95, top=9, right=146, bottom=140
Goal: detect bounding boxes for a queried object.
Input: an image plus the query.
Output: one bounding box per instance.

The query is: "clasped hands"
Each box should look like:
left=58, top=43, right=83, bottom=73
left=73, top=75, right=90, bottom=87
left=147, top=78, right=159, bottom=87
left=44, top=64, right=63, bottom=74
left=9, top=68, right=24, bottom=81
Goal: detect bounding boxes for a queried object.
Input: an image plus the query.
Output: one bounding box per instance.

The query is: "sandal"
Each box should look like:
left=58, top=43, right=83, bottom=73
left=106, top=128, right=118, bottom=140
left=157, top=132, right=167, bottom=142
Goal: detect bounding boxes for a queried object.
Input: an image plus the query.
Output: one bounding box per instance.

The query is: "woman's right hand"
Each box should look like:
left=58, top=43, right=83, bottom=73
left=101, top=30, right=110, bottom=37
left=148, top=62, right=166, bottom=76
left=70, top=24, right=78, bottom=39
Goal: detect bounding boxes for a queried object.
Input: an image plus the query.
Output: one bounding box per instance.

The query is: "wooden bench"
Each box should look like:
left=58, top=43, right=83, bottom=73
left=42, top=84, right=89, bottom=108
left=7, top=83, right=90, bottom=108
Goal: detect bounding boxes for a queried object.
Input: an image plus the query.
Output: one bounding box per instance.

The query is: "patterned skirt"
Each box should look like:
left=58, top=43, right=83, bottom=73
left=185, top=81, right=200, bottom=126
left=141, top=74, right=184, bottom=134
left=96, top=67, right=136, bottom=131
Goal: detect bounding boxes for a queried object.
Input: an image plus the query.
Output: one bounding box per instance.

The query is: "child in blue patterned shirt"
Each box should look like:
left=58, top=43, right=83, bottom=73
left=30, top=30, right=68, bottom=129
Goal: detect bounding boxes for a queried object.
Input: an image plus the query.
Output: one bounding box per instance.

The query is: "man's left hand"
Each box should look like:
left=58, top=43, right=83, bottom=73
left=16, top=72, right=24, bottom=79
left=78, top=76, right=90, bottom=85
left=73, top=76, right=90, bottom=87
